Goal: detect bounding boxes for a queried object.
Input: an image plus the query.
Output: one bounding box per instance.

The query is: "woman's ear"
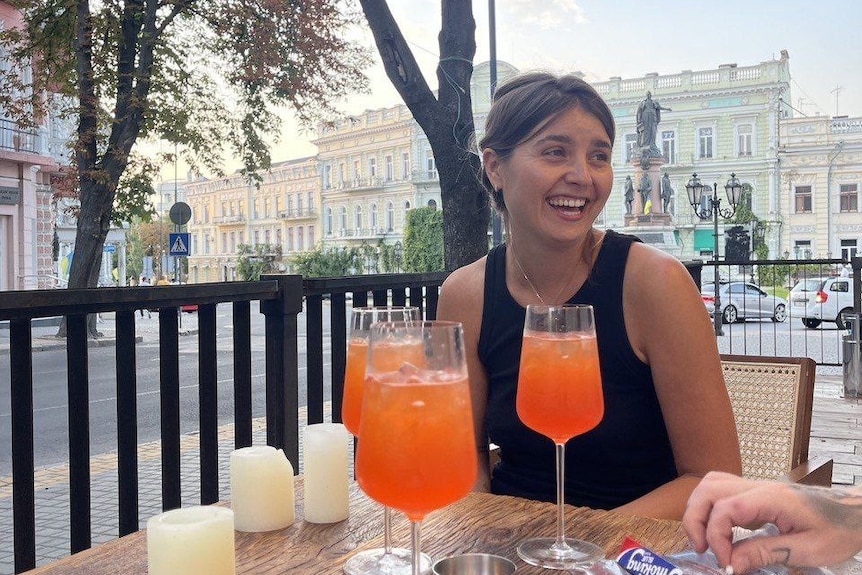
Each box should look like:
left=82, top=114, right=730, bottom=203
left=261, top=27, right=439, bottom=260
left=482, top=148, right=503, bottom=191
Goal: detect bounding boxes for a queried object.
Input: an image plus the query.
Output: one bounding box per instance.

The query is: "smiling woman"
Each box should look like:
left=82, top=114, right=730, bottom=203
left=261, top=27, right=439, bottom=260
left=436, top=71, right=742, bottom=521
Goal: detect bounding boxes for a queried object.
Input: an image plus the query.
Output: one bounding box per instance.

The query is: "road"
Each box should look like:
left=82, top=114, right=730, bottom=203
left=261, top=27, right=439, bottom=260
left=0, top=302, right=338, bottom=476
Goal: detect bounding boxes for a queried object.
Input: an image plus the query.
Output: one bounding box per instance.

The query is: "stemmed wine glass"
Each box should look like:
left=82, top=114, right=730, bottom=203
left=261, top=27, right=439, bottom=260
left=515, top=304, right=606, bottom=570
left=341, top=307, right=431, bottom=575
left=355, top=321, right=477, bottom=575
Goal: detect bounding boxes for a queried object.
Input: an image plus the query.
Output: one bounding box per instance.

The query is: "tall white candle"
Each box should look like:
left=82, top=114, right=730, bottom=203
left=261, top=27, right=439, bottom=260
left=230, top=445, right=295, bottom=532
left=147, top=506, right=235, bottom=575
left=303, top=422, right=350, bottom=523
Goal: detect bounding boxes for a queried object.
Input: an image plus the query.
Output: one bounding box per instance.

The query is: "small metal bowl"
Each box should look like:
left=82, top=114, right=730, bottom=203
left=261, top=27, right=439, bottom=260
left=432, top=553, right=517, bottom=575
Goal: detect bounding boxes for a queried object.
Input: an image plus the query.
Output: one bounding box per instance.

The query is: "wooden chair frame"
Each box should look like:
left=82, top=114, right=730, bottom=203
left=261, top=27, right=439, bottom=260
left=720, top=354, right=833, bottom=486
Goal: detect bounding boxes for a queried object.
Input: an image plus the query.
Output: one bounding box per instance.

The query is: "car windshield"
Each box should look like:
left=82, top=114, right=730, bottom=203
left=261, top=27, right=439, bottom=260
left=702, top=284, right=715, bottom=294
left=792, top=279, right=824, bottom=291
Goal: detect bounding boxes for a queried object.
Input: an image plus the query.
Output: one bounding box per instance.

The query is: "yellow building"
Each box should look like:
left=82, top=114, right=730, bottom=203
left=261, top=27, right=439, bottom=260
left=185, top=157, right=319, bottom=282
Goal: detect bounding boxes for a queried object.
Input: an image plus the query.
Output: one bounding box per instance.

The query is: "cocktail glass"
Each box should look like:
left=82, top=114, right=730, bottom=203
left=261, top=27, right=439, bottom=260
left=341, top=307, right=430, bottom=575
left=355, top=321, right=477, bottom=575
left=515, top=304, right=606, bottom=570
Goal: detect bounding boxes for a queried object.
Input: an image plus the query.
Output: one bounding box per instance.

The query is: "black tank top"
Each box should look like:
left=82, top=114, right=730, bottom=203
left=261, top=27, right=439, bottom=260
left=478, top=230, right=678, bottom=509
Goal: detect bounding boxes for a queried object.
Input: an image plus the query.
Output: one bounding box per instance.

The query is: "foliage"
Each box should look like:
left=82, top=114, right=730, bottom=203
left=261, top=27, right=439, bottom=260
left=236, top=243, right=283, bottom=282
left=126, top=218, right=174, bottom=279
left=290, top=245, right=365, bottom=277
left=403, top=207, right=444, bottom=272
left=0, top=0, right=370, bottom=300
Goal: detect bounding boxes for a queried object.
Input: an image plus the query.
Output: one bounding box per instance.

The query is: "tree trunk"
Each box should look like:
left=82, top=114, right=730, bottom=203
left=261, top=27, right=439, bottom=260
left=360, top=0, right=489, bottom=270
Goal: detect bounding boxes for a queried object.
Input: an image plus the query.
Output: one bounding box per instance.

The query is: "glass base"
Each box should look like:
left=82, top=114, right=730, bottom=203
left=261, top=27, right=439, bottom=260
left=517, top=537, right=604, bottom=571
left=343, top=546, right=432, bottom=575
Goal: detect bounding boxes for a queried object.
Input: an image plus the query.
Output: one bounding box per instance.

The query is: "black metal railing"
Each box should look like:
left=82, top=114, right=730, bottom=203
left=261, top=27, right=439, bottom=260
left=0, top=272, right=448, bottom=573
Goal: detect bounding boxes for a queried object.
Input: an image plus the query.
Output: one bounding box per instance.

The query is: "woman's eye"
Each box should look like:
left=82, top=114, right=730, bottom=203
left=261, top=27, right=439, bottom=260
left=545, top=148, right=565, bottom=157
left=591, top=151, right=610, bottom=162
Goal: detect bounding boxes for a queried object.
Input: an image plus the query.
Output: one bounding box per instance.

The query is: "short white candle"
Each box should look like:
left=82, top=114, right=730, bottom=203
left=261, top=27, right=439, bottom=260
left=230, top=445, right=295, bottom=532
left=147, top=506, right=235, bottom=575
left=303, top=422, right=350, bottom=523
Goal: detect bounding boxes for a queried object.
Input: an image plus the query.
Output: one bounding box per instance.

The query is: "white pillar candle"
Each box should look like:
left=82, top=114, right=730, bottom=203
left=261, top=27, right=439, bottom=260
left=303, top=422, right=350, bottom=523
left=147, top=506, right=235, bottom=575
left=230, top=445, right=296, bottom=532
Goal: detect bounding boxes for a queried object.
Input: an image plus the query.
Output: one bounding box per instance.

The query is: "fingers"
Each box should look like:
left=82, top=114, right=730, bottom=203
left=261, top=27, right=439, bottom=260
left=683, top=472, right=759, bottom=555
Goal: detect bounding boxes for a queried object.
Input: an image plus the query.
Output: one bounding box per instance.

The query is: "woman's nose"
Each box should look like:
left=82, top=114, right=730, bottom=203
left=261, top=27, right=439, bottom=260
left=563, top=157, right=589, bottom=184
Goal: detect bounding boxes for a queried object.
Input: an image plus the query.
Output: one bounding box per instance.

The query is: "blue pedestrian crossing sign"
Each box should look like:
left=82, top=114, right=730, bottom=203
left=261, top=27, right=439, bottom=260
left=169, top=232, right=191, bottom=257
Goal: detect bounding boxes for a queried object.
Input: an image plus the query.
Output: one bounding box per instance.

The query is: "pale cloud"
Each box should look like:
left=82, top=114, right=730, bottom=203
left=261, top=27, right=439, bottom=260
left=508, top=0, right=587, bottom=29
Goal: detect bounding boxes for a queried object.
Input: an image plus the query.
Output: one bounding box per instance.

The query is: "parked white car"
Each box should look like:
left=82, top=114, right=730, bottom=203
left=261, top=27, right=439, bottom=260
left=798, top=276, right=855, bottom=329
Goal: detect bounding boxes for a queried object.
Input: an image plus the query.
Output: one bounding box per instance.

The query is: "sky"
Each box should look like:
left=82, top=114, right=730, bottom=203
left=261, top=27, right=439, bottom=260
left=219, top=0, right=862, bottom=172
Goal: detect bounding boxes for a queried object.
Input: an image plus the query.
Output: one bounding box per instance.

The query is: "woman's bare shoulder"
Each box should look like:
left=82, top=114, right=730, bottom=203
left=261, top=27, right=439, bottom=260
left=439, top=257, right=487, bottom=316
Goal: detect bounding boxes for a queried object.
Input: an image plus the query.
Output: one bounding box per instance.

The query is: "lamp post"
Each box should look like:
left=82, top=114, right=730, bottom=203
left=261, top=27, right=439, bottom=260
left=686, top=173, right=743, bottom=336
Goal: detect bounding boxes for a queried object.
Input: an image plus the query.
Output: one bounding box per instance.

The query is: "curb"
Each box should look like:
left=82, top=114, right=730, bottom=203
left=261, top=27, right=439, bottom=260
left=0, top=330, right=199, bottom=355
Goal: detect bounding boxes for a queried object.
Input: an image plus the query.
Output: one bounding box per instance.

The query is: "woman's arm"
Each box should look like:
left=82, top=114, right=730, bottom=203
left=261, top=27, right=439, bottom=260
left=615, top=244, right=742, bottom=520
left=437, top=260, right=491, bottom=492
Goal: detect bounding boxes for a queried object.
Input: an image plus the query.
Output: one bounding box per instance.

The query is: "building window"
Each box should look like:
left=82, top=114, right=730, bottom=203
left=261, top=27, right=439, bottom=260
left=307, top=191, right=313, bottom=213
left=386, top=202, right=395, bottom=231
left=297, top=193, right=303, bottom=214
left=288, top=228, right=294, bottom=251
left=661, top=130, right=676, bottom=164
left=624, top=133, right=637, bottom=163
left=354, top=205, right=362, bottom=229
left=425, top=154, right=437, bottom=179
left=840, top=184, right=858, bottom=212
left=385, top=154, right=394, bottom=181
left=204, top=205, right=209, bottom=223
left=253, top=230, right=260, bottom=245
left=308, top=225, right=315, bottom=246
left=371, top=204, right=379, bottom=230
left=298, top=227, right=304, bottom=251
left=275, top=229, right=282, bottom=246
left=222, top=233, right=227, bottom=253
left=323, top=164, right=331, bottom=189
left=402, top=152, right=410, bottom=179
left=325, top=207, right=333, bottom=235
left=353, top=159, right=360, bottom=181
left=841, top=239, right=857, bottom=261
left=794, top=240, right=812, bottom=259
left=253, top=199, right=259, bottom=219
left=264, top=198, right=270, bottom=218
left=737, top=124, right=753, bottom=157
left=286, top=194, right=293, bottom=213
left=698, top=127, right=714, bottom=159
left=264, top=230, right=271, bottom=245
left=340, top=206, right=347, bottom=231
left=368, top=157, right=377, bottom=178
left=230, top=232, right=236, bottom=253
left=794, top=185, right=812, bottom=213
left=222, top=201, right=228, bottom=216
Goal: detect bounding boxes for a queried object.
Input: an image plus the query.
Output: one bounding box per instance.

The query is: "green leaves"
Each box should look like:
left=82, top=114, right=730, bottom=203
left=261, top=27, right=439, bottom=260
left=403, top=207, right=443, bottom=272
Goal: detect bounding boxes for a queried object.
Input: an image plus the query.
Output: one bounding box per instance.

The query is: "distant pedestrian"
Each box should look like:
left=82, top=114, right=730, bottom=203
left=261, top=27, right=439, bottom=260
left=139, top=276, right=152, bottom=318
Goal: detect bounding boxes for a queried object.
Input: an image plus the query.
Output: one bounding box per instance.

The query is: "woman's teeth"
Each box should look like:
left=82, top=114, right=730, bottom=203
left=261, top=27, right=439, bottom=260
left=548, top=198, right=586, bottom=209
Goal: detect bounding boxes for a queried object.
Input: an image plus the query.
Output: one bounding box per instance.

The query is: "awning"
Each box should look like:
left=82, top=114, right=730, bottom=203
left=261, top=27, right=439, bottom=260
left=693, top=229, right=714, bottom=251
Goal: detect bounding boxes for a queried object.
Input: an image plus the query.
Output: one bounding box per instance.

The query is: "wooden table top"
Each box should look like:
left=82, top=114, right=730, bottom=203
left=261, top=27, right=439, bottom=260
left=23, top=478, right=689, bottom=575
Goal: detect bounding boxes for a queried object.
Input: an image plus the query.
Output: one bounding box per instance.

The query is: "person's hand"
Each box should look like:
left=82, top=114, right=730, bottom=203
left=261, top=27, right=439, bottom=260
left=683, top=471, right=862, bottom=574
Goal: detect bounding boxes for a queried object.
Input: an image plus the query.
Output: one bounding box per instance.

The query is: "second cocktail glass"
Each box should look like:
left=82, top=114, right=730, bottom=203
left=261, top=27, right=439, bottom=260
left=341, top=306, right=430, bottom=575
left=356, top=321, right=477, bottom=575
left=515, top=304, right=606, bottom=570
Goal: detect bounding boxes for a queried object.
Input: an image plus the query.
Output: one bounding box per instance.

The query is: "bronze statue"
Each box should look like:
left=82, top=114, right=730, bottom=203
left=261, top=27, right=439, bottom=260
left=638, top=172, right=652, bottom=213
left=661, top=172, right=674, bottom=213
left=624, top=176, right=634, bottom=215
left=636, top=91, right=671, bottom=157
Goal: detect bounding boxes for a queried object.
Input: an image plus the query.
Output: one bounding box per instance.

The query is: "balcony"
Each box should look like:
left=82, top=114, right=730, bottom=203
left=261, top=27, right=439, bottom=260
left=213, top=214, right=246, bottom=225
left=278, top=208, right=317, bottom=221
left=332, top=177, right=384, bottom=191
left=0, top=119, right=42, bottom=155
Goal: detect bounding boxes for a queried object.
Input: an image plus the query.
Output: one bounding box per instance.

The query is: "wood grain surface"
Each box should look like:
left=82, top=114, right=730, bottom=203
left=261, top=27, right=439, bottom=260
left=22, top=478, right=688, bottom=575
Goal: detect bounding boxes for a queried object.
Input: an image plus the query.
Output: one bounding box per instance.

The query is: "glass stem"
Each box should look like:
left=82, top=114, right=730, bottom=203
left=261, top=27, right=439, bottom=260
left=555, top=442, right=567, bottom=548
left=384, top=505, right=392, bottom=554
left=411, top=520, right=422, bottom=575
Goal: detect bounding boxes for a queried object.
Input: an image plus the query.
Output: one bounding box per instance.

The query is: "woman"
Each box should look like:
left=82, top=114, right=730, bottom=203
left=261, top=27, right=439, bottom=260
left=436, top=72, right=741, bottom=520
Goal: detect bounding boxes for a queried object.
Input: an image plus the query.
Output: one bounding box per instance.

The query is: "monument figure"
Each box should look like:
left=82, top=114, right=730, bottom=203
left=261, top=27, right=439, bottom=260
left=624, top=175, right=634, bottom=215
left=660, top=172, right=674, bottom=213
left=638, top=172, right=652, bottom=214
left=636, top=91, right=671, bottom=158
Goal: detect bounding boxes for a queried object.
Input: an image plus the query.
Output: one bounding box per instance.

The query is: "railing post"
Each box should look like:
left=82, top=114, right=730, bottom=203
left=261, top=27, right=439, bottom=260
left=261, top=274, right=303, bottom=471
left=853, top=256, right=862, bottom=313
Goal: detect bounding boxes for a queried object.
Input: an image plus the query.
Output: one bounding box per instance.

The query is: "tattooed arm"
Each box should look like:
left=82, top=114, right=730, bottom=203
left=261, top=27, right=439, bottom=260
left=683, top=471, right=862, bottom=574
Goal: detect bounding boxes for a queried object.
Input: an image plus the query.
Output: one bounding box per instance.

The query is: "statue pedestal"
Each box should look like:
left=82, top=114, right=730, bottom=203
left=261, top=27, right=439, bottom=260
left=623, top=155, right=679, bottom=255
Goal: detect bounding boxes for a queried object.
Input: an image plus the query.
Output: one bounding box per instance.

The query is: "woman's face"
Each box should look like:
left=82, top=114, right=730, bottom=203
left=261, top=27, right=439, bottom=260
left=483, top=105, right=613, bottom=246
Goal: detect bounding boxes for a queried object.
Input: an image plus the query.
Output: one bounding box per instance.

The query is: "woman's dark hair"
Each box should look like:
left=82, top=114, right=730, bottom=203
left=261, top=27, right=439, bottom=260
left=479, top=72, right=616, bottom=212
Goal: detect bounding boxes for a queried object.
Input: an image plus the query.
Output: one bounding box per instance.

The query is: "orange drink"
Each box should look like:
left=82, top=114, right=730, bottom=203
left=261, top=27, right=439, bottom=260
left=355, top=372, right=477, bottom=521
left=341, top=339, right=424, bottom=436
left=516, top=331, right=604, bottom=443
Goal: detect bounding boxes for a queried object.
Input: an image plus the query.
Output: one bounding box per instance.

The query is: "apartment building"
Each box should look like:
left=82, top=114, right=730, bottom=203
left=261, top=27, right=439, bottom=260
left=185, top=157, right=319, bottom=282
left=0, top=2, right=60, bottom=291
left=779, top=115, right=862, bottom=260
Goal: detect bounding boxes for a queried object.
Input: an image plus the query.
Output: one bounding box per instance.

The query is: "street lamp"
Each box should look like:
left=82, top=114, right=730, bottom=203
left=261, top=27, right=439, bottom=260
left=686, top=173, right=743, bottom=336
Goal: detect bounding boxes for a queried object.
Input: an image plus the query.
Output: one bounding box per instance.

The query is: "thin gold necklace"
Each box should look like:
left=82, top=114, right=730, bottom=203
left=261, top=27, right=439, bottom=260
left=510, top=244, right=576, bottom=305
